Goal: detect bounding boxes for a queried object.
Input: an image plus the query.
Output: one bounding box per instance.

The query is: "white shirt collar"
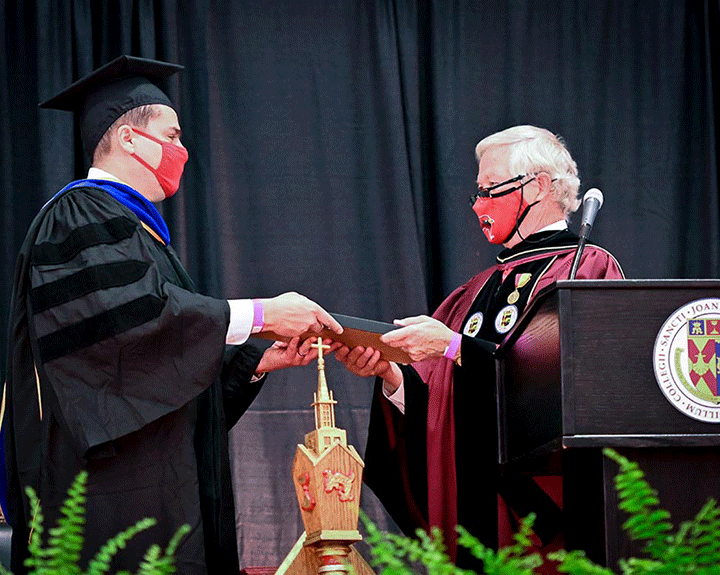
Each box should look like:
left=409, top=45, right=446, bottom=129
left=87, top=167, right=126, bottom=184
left=536, top=220, right=568, bottom=233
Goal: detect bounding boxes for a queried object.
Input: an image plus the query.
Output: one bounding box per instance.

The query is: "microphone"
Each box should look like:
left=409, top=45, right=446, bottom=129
left=569, top=188, right=604, bottom=280
left=578, top=188, right=604, bottom=240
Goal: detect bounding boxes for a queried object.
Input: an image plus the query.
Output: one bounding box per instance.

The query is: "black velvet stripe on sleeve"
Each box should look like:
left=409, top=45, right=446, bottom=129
left=220, top=344, right=265, bottom=428
left=31, top=216, right=136, bottom=265
left=364, top=367, right=429, bottom=536
left=30, top=260, right=150, bottom=313
left=37, top=294, right=165, bottom=362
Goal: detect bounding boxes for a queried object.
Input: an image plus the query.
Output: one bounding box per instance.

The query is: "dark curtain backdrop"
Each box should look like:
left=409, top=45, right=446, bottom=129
left=2, top=0, right=719, bottom=568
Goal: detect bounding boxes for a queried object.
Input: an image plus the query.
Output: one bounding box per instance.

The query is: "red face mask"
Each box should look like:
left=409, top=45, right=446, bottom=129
left=473, top=193, right=527, bottom=244
left=131, top=128, right=189, bottom=198
left=471, top=175, right=538, bottom=245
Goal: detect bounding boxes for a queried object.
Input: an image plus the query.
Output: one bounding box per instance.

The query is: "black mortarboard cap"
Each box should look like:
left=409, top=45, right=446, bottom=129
left=39, top=55, right=183, bottom=159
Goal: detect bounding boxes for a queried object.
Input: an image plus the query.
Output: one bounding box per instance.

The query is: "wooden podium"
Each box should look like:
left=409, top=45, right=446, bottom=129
left=496, top=279, right=720, bottom=568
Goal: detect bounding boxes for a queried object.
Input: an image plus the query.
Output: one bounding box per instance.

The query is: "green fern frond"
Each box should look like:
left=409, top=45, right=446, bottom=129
left=416, top=527, right=465, bottom=575
left=456, top=515, right=541, bottom=575
left=616, top=556, right=664, bottom=574
left=136, top=544, right=162, bottom=575
left=603, top=448, right=673, bottom=558
left=163, top=523, right=190, bottom=559
left=134, top=523, right=189, bottom=575
left=602, top=448, right=720, bottom=573
left=359, top=510, right=417, bottom=575
left=548, top=549, right=615, bottom=575
left=685, top=499, right=720, bottom=565
left=84, top=517, right=157, bottom=575
left=135, top=522, right=189, bottom=575
left=23, top=485, right=54, bottom=573
left=44, top=471, right=87, bottom=575
left=360, top=509, right=542, bottom=575
left=358, top=448, right=720, bottom=575
left=10, top=473, right=190, bottom=575
left=650, top=497, right=720, bottom=574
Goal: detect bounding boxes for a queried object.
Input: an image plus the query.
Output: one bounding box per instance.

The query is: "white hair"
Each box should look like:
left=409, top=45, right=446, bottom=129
left=475, top=125, right=581, bottom=215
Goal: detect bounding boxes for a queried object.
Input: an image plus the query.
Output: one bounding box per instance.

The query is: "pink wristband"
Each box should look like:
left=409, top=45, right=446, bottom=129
left=444, top=331, right=462, bottom=360
left=251, top=299, right=264, bottom=333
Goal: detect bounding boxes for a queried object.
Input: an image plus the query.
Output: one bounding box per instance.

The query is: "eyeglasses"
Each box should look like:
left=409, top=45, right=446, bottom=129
left=469, top=174, right=536, bottom=205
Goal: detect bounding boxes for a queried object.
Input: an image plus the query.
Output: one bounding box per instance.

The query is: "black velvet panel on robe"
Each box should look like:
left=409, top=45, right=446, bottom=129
left=4, top=186, right=264, bottom=575
left=364, top=341, right=497, bottom=570
left=364, top=231, right=620, bottom=569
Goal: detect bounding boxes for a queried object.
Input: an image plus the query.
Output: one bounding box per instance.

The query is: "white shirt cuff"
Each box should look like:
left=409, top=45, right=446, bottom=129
left=226, top=299, right=254, bottom=344
left=382, top=381, right=405, bottom=414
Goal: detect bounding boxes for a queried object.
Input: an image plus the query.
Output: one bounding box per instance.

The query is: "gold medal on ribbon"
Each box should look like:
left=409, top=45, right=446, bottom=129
left=507, top=272, right=532, bottom=304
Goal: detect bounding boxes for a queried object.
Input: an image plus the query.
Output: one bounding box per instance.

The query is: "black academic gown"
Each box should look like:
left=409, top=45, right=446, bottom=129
left=4, top=186, right=264, bottom=575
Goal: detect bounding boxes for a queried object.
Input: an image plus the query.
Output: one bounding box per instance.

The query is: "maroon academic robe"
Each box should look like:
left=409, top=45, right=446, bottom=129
left=364, top=230, right=624, bottom=567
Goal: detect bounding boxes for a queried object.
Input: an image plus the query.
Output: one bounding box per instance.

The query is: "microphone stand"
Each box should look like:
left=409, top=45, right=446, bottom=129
left=568, top=233, right=588, bottom=280
left=570, top=188, right=603, bottom=280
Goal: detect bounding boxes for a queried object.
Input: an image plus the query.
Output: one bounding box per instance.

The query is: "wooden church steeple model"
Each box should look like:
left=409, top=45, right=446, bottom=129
left=275, top=339, right=374, bottom=575
left=304, top=339, right=346, bottom=453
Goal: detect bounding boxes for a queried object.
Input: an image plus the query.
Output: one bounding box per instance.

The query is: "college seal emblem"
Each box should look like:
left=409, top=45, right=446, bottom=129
left=463, top=312, right=483, bottom=337
left=653, top=298, right=720, bottom=423
left=495, top=305, right=518, bottom=334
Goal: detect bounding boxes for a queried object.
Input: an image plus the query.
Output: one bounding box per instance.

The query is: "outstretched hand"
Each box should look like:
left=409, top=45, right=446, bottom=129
left=379, top=315, right=454, bottom=362
left=261, top=292, right=343, bottom=338
left=256, top=336, right=341, bottom=374
left=334, top=345, right=404, bottom=392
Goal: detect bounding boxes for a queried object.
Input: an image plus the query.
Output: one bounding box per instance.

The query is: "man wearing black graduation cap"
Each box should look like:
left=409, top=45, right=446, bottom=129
left=3, top=55, right=343, bottom=575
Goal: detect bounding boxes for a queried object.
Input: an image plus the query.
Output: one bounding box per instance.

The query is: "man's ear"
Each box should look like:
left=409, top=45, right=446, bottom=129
left=115, top=124, right=135, bottom=154
left=535, top=171, right=553, bottom=200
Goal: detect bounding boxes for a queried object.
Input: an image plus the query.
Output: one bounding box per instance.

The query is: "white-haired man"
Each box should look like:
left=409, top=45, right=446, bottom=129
left=336, top=125, right=623, bottom=567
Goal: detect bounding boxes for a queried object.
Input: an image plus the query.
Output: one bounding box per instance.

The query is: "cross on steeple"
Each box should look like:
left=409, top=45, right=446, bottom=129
left=304, top=336, right=346, bottom=454
left=311, top=338, right=330, bottom=370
